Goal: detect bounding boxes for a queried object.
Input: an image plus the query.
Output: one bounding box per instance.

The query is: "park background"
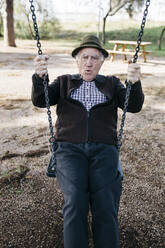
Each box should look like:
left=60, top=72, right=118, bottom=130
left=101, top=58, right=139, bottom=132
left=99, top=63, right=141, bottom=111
left=0, top=0, right=165, bottom=247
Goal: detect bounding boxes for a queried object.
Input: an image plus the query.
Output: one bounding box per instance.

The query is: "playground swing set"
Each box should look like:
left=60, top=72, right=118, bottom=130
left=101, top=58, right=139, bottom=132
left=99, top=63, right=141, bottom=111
left=29, top=0, right=150, bottom=178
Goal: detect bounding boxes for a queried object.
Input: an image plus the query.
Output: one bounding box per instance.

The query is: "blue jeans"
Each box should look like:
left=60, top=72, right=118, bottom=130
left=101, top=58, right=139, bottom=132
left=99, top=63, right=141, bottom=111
left=56, top=142, right=122, bottom=248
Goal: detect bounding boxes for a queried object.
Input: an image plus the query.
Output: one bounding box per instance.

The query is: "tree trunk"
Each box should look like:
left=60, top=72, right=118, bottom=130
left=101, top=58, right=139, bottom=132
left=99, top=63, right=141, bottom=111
left=157, top=28, right=165, bottom=50
left=3, top=0, right=16, bottom=47
left=101, top=0, right=130, bottom=45
left=0, top=14, right=3, bottom=37
left=102, top=17, right=107, bottom=45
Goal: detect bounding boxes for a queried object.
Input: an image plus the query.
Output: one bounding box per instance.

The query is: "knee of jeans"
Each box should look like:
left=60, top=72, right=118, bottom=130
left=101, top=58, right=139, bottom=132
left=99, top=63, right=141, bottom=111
left=63, top=190, right=89, bottom=217
left=90, top=174, right=122, bottom=215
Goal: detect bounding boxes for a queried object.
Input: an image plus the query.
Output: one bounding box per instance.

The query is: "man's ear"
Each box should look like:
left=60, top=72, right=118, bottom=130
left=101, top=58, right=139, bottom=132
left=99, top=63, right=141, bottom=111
left=100, top=60, right=104, bottom=67
left=76, top=59, right=79, bottom=66
left=76, top=56, right=80, bottom=67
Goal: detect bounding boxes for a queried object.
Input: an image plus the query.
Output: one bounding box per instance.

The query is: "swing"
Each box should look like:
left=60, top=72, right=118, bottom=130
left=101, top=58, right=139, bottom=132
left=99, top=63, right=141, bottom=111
left=29, top=0, right=150, bottom=177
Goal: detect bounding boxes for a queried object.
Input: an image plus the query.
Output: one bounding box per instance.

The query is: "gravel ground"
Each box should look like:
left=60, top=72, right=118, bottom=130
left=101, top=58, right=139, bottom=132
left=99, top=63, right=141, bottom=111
left=0, top=41, right=164, bottom=247
left=0, top=117, right=164, bottom=248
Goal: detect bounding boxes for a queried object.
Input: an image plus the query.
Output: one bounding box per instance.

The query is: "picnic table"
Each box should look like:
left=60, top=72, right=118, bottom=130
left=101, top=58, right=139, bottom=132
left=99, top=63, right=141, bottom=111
left=108, top=40, right=152, bottom=62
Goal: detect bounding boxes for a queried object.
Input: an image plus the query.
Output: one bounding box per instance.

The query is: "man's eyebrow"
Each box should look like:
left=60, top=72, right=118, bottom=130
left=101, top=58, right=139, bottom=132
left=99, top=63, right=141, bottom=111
left=81, top=54, right=100, bottom=57
left=81, top=53, right=88, bottom=56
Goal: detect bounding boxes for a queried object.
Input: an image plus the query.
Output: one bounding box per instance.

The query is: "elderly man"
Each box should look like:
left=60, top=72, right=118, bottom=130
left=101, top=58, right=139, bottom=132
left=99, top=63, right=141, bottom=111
left=32, top=35, right=144, bottom=248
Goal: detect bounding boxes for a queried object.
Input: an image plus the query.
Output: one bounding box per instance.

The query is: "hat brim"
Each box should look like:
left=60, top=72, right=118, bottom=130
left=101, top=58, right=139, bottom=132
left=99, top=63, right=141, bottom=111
left=72, top=44, right=109, bottom=58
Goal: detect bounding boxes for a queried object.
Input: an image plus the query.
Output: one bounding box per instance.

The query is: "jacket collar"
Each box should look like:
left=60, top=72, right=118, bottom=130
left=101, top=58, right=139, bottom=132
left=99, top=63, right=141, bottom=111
left=70, top=73, right=106, bottom=83
left=68, top=74, right=112, bottom=99
left=70, top=74, right=82, bottom=81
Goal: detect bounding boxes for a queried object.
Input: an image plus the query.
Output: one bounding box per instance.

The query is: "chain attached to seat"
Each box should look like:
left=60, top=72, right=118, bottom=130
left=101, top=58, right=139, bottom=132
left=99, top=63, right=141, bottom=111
left=117, top=0, right=150, bottom=152
left=29, top=0, right=57, bottom=177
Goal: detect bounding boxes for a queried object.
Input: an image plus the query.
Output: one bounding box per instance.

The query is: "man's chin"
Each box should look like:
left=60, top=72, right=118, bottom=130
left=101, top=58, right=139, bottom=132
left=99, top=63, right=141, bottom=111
left=83, top=74, right=94, bottom=82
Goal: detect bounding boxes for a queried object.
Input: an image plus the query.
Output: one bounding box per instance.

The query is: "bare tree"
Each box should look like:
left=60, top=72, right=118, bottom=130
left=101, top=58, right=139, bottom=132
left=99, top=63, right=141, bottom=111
left=125, top=0, right=145, bottom=18
left=0, top=14, right=3, bottom=37
left=102, top=0, right=130, bottom=44
left=3, top=0, right=16, bottom=47
left=15, top=1, right=34, bottom=39
left=0, top=0, right=4, bottom=36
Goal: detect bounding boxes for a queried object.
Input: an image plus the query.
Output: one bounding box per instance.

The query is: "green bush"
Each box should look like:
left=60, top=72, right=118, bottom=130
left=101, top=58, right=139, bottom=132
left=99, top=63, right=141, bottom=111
left=15, top=20, right=31, bottom=39
left=15, top=18, right=61, bottom=39
left=105, top=26, right=165, bottom=46
left=103, top=26, right=165, bottom=56
left=39, top=18, right=61, bottom=39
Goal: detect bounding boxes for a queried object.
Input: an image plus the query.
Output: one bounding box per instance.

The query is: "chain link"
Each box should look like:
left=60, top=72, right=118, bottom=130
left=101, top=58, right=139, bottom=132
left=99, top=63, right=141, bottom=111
left=117, top=82, right=132, bottom=151
left=117, top=0, right=150, bottom=152
left=133, top=0, right=150, bottom=64
left=29, top=0, right=56, bottom=163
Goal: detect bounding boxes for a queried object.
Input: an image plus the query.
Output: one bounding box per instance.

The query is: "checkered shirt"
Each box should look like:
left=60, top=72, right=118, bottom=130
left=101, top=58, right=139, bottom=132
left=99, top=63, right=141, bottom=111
left=70, top=80, right=107, bottom=111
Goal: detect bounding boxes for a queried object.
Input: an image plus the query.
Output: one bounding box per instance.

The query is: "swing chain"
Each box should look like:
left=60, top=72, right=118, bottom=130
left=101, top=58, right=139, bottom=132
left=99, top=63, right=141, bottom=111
left=117, top=0, right=150, bottom=152
left=117, top=83, right=132, bottom=151
left=29, top=0, right=42, bottom=55
left=29, top=0, right=57, bottom=158
left=133, top=0, right=150, bottom=63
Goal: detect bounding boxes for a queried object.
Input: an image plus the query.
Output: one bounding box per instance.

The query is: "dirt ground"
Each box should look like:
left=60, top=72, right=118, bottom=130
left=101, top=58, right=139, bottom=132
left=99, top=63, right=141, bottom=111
left=0, top=40, right=165, bottom=248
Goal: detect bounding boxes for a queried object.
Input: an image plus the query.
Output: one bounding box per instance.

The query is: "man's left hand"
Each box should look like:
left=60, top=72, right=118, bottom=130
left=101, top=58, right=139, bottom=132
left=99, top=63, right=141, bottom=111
left=127, top=61, right=141, bottom=84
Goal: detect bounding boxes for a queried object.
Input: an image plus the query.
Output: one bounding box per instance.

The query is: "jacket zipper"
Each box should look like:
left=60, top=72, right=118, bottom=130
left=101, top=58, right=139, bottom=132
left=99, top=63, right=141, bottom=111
left=68, top=92, right=110, bottom=143
left=85, top=103, right=109, bottom=143
left=68, top=96, right=90, bottom=143
left=86, top=111, right=90, bottom=143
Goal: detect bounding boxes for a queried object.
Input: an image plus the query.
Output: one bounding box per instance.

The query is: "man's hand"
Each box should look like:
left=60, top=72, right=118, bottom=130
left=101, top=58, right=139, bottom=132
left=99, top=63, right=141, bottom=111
left=127, top=60, right=141, bottom=84
left=34, top=55, right=49, bottom=78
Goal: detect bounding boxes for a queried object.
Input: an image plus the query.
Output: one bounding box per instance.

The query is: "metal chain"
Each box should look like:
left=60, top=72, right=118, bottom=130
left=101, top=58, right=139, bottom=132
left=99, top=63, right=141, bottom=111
left=29, top=0, right=42, bottom=55
left=29, top=0, right=57, bottom=161
left=117, top=0, right=150, bottom=152
left=117, top=83, right=131, bottom=151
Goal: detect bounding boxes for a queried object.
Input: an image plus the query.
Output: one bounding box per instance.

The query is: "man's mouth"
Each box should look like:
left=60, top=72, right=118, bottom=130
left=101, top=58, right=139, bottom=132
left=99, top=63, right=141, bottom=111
left=85, top=70, right=92, bottom=74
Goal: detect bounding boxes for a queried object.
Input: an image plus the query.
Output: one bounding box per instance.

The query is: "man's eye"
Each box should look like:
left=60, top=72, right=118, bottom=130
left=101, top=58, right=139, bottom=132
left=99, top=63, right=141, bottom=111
left=93, top=56, right=99, bottom=60
left=82, top=56, right=88, bottom=60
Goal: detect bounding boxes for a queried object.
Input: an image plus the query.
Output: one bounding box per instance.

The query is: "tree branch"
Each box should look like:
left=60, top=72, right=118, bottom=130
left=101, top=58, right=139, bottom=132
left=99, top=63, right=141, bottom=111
left=104, top=0, right=130, bottom=19
left=109, top=0, right=130, bottom=16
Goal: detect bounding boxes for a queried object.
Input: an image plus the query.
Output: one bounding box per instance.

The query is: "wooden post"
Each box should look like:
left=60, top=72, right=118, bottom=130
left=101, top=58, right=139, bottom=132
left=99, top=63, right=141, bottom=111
left=141, top=45, right=147, bottom=62
left=121, top=44, right=127, bottom=61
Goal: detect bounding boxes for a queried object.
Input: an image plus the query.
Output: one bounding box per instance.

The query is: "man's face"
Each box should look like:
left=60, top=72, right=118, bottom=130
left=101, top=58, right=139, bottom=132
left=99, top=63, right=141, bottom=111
left=76, top=48, right=104, bottom=82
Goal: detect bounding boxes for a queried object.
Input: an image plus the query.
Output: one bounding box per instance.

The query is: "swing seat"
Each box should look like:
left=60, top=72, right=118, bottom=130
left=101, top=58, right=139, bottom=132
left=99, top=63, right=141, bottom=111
left=46, top=142, right=58, bottom=177
left=46, top=155, right=57, bottom=177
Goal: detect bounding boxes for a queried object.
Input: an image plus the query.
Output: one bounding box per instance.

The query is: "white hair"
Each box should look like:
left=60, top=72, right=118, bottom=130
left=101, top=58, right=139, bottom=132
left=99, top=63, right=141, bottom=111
left=100, top=53, right=105, bottom=61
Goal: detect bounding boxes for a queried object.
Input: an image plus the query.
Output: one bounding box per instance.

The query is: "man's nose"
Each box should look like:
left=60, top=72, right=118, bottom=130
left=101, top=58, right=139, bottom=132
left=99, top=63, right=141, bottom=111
left=86, top=57, right=92, bottom=66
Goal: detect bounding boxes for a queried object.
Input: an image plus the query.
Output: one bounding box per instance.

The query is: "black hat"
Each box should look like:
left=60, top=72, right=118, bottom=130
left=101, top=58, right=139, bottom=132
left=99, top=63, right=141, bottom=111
left=72, top=35, right=109, bottom=58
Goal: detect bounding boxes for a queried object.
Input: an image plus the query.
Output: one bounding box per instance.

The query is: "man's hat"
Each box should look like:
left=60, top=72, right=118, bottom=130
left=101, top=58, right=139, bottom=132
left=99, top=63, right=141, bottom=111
left=72, top=35, right=109, bottom=58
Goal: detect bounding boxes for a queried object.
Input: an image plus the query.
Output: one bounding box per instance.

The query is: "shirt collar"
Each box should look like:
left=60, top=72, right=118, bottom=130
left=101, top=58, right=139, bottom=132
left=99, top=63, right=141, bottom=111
left=68, top=74, right=111, bottom=99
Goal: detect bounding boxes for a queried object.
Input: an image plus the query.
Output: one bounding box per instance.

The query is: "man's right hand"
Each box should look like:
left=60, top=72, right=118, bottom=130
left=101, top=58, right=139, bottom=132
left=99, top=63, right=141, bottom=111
left=34, top=55, right=49, bottom=78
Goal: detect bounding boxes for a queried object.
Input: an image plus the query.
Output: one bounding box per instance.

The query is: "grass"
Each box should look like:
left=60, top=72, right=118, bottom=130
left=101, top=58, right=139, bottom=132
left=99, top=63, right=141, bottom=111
left=103, top=25, right=165, bottom=56
left=65, top=19, right=165, bottom=56
left=53, top=21, right=165, bottom=57
left=1, top=20, right=165, bottom=57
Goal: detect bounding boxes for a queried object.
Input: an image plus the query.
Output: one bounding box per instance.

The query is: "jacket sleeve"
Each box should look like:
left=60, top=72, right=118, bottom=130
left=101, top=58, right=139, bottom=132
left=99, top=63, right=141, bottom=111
left=31, top=74, right=60, bottom=108
left=115, top=77, right=144, bottom=113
